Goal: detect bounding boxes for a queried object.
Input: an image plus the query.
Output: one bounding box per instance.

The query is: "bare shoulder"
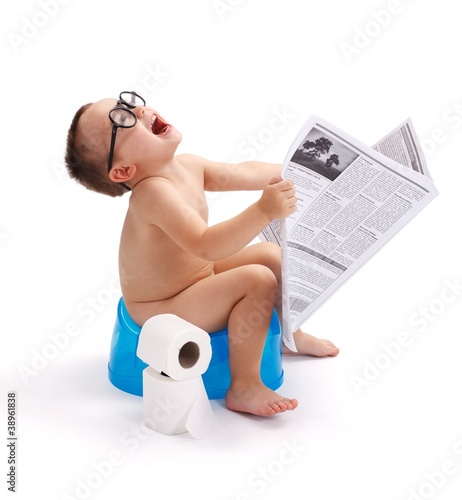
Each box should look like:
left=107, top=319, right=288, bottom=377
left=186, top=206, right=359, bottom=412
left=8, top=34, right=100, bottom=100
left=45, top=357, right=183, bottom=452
left=176, top=153, right=209, bottom=178
left=176, top=153, right=229, bottom=171
left=176, top=154, right=236, bottom=191
left=176, top=153, right=206, bottom=168
left=129, top=177, right=179, bottom=224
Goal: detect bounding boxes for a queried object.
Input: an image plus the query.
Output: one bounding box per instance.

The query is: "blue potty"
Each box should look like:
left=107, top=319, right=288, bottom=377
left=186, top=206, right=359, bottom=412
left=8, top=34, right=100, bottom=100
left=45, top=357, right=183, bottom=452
left=108, top=297, right=284, bottom=399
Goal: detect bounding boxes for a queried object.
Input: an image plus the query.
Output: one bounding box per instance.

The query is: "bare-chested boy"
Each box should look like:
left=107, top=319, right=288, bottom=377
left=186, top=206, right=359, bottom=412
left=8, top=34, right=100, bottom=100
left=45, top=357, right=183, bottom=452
left=65, top=91, right=339, bottom=417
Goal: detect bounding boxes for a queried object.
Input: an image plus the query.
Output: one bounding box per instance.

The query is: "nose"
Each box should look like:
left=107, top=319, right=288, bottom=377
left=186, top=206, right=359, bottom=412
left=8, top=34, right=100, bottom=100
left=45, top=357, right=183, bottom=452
left=133, top=106, right=145, bottom=119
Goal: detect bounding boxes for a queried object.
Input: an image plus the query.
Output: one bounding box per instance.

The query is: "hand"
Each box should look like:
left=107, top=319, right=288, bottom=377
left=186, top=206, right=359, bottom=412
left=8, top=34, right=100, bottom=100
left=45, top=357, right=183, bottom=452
left=258, top=176, right=297, bottom=221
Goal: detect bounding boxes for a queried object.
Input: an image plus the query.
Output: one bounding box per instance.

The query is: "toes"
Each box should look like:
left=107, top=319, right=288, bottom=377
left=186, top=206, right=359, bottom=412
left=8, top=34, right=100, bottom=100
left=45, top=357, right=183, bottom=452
left=265, top=403, right=278, bottom=415
left=325, top=342, right=340, bottom=356
left=268, top=401, right=285, bottom=413
left=268, top=398, right=298, bottom=413
left=276, top=400, right=288, bottom=412
left=283, top=398, right=298, bottom=410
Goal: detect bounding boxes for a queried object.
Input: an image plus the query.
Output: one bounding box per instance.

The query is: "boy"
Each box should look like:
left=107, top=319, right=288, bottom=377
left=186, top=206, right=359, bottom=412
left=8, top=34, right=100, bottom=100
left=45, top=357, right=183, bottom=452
left=65, top=91, right=339, bottom=417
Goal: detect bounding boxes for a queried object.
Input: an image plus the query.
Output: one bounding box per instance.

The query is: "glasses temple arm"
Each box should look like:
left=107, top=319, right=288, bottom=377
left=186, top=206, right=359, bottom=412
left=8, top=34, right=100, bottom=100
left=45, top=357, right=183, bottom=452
left=107, top=125, right=118, bottom=173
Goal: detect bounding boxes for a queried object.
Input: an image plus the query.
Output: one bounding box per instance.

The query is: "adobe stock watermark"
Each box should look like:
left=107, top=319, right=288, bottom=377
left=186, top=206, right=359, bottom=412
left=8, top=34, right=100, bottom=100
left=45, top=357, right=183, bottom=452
left=202, top=106, right=295, bottom=199
left=213, top=0, right=247, bottom=21
left=339, top=0, right=417, bottom=63
left=128, top=64, right=169, bottom=102
left=61, top=395, right=182, bottom=500
left=404, top=438, right=462, bottom=500
left=420, top=100, right=462, bottom=157
left=226, top=280, right=280, bottom=348
left=17, top=271, right=121, bottom=385
left=60, top=450, right=124, bottom=500
left=7, top=0, right=72, bottom=54
left=229, top=439, right=307, bottom=499
left=237, top=107, right=296, bottom=161
left=349, top=276, right=462, bottom=395
left=119, top=397, right=181, bottom=452
left=229, top=297, right=276, bottom=348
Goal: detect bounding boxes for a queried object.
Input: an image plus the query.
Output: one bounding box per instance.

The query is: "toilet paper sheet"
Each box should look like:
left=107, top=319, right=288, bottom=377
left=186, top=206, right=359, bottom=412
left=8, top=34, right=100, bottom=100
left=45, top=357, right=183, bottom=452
left=142, top=368, right=219, bottom=439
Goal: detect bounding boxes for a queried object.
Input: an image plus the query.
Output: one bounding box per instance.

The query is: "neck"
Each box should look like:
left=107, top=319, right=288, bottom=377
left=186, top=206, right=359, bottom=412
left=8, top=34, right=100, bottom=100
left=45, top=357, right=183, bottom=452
left=130, top=156, right=184, bottom=190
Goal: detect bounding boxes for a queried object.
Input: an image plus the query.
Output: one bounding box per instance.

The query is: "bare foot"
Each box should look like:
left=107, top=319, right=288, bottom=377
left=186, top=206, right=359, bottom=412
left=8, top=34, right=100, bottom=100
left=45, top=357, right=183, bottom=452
left=283, top=329, right=340, bottom=357
left=225, top=381, right=298, bottom=416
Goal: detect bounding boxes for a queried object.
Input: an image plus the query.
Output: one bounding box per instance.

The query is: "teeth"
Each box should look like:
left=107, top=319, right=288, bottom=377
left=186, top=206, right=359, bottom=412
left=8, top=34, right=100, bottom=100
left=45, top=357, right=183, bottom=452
left=151, top=113, right=169, bottom=135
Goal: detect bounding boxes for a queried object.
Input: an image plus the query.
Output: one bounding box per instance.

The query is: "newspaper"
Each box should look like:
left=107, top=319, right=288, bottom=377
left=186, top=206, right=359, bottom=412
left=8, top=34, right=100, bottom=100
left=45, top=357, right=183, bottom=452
left=260, top=116, right=438, bottom=351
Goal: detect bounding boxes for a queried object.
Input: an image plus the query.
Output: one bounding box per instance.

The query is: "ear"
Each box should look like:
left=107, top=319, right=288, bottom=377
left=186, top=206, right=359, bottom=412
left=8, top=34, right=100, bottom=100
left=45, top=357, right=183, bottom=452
left=108, top=164, right=137, bottom=185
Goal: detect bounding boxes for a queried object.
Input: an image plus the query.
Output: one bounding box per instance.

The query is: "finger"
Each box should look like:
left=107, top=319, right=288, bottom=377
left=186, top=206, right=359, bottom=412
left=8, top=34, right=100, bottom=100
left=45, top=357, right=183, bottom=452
left=268, top=176, right=283, bottom=185
left=288, top=195, right=298, bottom=207
left=279, top=180, right=295, bottom=191
left=284, top=196, right=296, bottom=207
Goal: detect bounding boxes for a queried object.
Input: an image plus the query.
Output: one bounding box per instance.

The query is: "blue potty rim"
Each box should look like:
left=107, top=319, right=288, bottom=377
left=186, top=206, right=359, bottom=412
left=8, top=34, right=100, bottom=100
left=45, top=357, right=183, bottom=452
left=108, top=297, right=284, bottom=399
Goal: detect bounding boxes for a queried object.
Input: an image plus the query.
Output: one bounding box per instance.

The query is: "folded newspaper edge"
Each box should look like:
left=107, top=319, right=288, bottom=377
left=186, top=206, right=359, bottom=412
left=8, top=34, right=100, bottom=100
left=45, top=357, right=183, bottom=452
left=260, top=115, right=438, bottom=351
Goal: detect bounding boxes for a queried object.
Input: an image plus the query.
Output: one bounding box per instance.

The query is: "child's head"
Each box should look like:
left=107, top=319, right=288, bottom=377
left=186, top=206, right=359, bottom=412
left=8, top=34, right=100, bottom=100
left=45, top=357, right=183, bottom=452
left=65, top=92, right=181, bottom=196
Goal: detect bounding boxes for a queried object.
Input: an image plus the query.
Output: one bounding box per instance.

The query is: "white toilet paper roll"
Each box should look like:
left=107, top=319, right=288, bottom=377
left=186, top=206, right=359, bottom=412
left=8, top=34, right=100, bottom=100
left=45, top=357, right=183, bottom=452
left=137, top=314, right=212, bottom=381
left=142, top=367, right=217, bottom=438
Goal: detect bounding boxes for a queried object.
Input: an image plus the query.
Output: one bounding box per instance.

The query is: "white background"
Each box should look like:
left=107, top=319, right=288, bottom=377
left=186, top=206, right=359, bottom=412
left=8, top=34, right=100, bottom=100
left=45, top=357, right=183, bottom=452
left=2, top=1, right=462, bottom=499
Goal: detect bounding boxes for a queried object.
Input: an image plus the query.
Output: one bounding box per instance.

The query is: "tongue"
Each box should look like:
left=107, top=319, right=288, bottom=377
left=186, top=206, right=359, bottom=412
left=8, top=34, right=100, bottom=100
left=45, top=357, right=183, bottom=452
left=152, top=117, right=168, bottom=135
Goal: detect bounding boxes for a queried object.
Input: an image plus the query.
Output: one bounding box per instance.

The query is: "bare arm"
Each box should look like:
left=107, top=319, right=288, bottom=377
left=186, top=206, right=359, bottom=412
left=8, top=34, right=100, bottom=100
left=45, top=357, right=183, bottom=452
left=178, top=154, right=282, bottom=192
left=136, top=176, right=296, bottom=261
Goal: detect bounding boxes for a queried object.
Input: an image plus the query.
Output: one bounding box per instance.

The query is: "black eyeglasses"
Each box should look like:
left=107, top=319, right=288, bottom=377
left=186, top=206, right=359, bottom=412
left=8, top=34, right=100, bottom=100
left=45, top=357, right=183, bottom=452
left=107, top=91, right=146, bottom=191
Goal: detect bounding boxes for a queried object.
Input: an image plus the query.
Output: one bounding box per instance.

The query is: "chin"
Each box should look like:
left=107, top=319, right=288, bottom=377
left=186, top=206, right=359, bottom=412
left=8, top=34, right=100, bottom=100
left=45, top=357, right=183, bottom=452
left=170, top=127, right=183, bottom=147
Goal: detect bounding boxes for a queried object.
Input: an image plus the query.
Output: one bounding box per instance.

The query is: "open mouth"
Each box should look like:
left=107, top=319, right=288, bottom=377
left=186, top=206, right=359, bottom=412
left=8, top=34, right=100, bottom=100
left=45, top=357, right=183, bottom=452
left=151, top=114, right=170, bottom=135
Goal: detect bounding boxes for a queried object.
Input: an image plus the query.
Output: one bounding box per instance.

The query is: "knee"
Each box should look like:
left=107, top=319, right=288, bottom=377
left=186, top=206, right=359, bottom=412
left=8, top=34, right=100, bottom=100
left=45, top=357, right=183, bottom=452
left=258, top=242, right=282, bottom=278
left=245, top=264, right=278, bottom=298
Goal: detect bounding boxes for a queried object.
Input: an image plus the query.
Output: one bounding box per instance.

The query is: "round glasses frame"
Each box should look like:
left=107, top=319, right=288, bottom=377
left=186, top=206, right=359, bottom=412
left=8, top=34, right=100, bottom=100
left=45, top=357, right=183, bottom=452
left=107, top=91, right=146, bottom=191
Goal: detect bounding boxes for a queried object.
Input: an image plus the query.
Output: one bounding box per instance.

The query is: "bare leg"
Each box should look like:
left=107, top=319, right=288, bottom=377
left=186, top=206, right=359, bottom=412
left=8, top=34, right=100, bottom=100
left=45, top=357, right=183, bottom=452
left=214, top=242, right=339, bottom=357
left=126, top=264, right=298, bottom=417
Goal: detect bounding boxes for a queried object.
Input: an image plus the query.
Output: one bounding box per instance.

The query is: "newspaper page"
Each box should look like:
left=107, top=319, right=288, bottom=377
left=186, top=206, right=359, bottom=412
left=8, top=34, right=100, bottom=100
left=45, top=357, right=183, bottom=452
left=372, top=118, right=432, bottom=179
left=260, top=116, right=438, bottom=351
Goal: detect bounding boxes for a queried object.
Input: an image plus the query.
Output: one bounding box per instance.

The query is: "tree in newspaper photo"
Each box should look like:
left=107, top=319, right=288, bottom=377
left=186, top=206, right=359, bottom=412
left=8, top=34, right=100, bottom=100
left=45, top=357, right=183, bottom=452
left=290, top=127, right=359, bottom=181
